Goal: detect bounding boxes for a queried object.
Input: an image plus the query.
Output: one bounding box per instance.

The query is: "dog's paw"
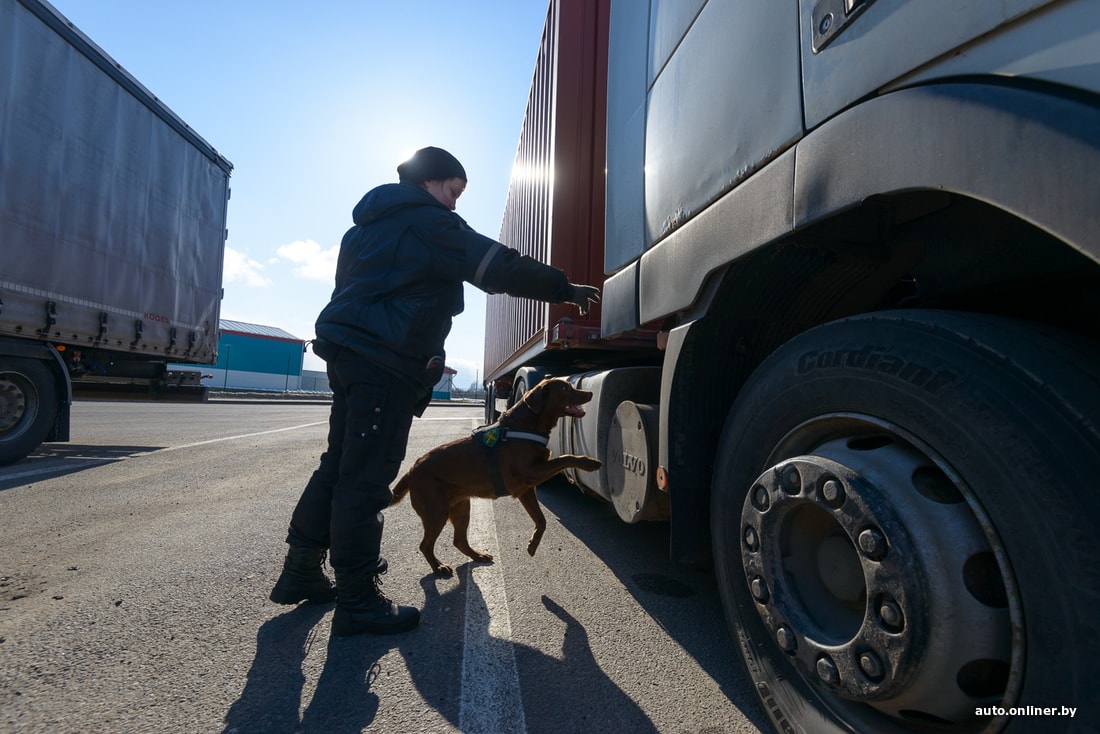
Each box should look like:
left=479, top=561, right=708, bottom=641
left=577, top=457, right=602, bottom=472
left=433, top=563, right=455, bottom=577
left=472, top=552, right=494, bottom=563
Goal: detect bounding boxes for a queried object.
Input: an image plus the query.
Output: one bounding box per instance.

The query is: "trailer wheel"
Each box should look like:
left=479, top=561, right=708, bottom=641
left=0, top=358, right=59, bottom=465
left=510, top=378, right=529, bottom=409
left=711, top=310, right=1100, bottom=734
left=484, top=382, right=501, bottom=424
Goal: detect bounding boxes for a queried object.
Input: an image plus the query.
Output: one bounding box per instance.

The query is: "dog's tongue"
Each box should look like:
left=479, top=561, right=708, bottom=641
left=566, top=405, right=586, bottom=418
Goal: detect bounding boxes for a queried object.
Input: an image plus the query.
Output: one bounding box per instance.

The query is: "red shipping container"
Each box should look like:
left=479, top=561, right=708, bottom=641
left=484, top=0, right=611, bottom=381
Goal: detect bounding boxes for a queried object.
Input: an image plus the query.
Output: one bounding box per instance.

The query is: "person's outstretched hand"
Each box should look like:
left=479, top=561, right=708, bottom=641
left=565, top=284, right=601, bottom=316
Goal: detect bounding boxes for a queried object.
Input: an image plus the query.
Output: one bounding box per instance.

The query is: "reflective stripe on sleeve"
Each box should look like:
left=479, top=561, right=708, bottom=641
left=472, top=241, right=504, bottom=288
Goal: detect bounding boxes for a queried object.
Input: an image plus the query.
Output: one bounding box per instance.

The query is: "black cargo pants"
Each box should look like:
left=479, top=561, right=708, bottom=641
left=285, top=345, right=430, bottom=574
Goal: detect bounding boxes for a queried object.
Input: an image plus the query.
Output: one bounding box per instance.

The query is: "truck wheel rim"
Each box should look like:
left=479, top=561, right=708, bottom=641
left=0, top=373, right=31, bottom=433
left=739, top=413, right=1021, bottom=726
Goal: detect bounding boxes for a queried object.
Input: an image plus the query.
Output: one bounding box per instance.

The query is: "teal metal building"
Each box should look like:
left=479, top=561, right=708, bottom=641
left=213, top=320, right=305, bottom=391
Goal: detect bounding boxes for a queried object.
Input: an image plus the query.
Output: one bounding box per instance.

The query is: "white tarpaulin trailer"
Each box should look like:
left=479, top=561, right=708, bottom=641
left=0, top=0, right=232, bottom=463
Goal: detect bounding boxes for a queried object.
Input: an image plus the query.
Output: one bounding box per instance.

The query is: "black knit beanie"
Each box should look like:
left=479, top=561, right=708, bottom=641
left=397, top=146, right=467, bottom=184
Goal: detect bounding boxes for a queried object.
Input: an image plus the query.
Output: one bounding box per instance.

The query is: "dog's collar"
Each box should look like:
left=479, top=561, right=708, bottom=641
left=474, top=424, right=549, bottom=448
left=501, top=429, right=549, bottom=446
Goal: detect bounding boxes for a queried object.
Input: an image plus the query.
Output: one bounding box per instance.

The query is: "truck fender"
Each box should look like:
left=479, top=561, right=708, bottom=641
left=657, top=320, right=736, bottom=567
left=795, top=81, right=1100, bottom=261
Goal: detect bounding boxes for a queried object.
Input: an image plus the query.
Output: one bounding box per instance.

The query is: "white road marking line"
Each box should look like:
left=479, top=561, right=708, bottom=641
left=4, top=415, right=475, bottom=483
left=155, top=422, right=328, bottom=452
left=460, top=498, right=527, bottom=734
left=1, top=423, right=329, bottom=484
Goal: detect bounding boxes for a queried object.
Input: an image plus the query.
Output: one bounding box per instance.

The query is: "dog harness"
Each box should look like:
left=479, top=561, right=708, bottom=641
left=472, top=423, right=550, bottom=497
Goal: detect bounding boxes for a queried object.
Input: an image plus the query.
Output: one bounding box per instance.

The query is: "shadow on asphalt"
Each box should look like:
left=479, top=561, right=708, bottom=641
left=223, top=603, right=400, bottom=734
left=219, top=477, right=768, bottom=733
left=0, top=444, right=164, bottom=491
left=221, top=572, right=656, bottom=733
left=223, top=604, right=334, bottom=733
left=400, top=569, right=659, bottom=733
left=533, top=477, right=771, bottom=732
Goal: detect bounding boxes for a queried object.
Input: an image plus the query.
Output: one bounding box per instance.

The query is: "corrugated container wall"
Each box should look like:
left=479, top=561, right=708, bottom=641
left=484, top=0, right=610, bottom=381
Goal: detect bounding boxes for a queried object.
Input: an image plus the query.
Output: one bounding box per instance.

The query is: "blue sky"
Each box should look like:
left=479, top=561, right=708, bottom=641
left=47, top=0, right=551, bottom=388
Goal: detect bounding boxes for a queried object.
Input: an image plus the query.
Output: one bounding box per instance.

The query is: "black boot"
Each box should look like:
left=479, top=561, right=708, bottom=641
left=331, top=559, right=420, bottom=636
left=269, top=546, right=337, bottom=604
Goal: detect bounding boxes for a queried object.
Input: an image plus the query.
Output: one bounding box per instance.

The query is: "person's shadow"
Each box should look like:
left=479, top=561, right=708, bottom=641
left=297, top=634, right=383, bottom=733
left=223, top=604, right=330, bottom=733
left=226, top=567, right=661, bottom=733
left=222, top=603, right=387, bottom=734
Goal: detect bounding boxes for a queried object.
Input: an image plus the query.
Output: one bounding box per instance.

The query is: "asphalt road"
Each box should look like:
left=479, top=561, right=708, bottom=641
left=0, top=399, right=767, bottom=734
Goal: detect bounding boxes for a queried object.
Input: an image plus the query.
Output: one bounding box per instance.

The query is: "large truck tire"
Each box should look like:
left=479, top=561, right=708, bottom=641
left=711, top=310, right=1100, bottom=733
left=510, top=377, right=529, bottom=409
left=484, top=382, right=501, bottom=424
left=0, top=357, right=59, bottom=465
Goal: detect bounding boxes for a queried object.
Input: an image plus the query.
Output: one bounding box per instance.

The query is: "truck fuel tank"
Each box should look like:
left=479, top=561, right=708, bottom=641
left=607, top=400, right=668, bottom=523
left=549, top=367, right=665, bottom=523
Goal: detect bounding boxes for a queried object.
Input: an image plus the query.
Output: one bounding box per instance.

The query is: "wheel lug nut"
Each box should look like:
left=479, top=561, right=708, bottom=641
left=859, top=651, right=885, bottom=681
left=816, top=656, right=840, bottom=686
left=775, top=626, right=797, bottom=652
left=879, top=600, right=904, bottom=630
left=749, top=576, right=769, bottom=603
left=858, top=527, right=887, bottom=560
left=743, top=525, right=760, bottom=551
left=821, top=478, right=844, bottom=506
left=752, top=485, right=771, bottom=511
left=779, top=465, right=802, bottom=494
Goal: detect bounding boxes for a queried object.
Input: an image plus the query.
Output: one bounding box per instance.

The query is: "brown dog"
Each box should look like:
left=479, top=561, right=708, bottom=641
left=390, top=377, right=602, bottom=576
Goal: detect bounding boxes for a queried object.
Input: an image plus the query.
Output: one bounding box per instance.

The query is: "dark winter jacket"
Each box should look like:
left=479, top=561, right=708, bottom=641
left=314, top=182, right=572, bottom=384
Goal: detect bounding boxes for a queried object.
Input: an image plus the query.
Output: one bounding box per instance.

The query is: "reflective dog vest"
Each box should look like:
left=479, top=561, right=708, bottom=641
left=471, top=423, right=549, bottom=497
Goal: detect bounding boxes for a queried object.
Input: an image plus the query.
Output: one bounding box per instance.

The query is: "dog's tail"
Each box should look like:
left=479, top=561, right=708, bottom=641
left=389, top=471, right=412, bottom=506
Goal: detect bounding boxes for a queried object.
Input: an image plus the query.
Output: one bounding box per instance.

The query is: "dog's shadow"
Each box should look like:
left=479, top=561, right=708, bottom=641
left=400, top=568, right=658, bottom=733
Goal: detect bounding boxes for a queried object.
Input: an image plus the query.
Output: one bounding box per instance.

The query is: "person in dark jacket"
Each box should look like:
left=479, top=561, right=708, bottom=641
left=269, top=146, right=600, bottom=637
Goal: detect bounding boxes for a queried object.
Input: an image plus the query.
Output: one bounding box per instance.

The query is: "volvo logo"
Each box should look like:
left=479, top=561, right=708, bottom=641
left=611, top=449, right=647, bottom=477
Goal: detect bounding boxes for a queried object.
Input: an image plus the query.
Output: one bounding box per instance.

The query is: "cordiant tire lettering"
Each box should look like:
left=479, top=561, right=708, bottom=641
left=797, top=345, right=959, bottom=394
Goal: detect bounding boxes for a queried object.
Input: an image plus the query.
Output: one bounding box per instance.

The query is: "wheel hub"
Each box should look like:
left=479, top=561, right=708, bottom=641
left=0, top=376, right=28, bottom=433
left=740, top=432, right=1013, bottom=723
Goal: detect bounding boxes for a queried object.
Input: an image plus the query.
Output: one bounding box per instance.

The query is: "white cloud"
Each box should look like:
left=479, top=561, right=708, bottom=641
left=442, top=355, right=484, bottom=390
left=277, top=239, right=339, bottom=283
left=223, top=247, right=272, bottom=287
